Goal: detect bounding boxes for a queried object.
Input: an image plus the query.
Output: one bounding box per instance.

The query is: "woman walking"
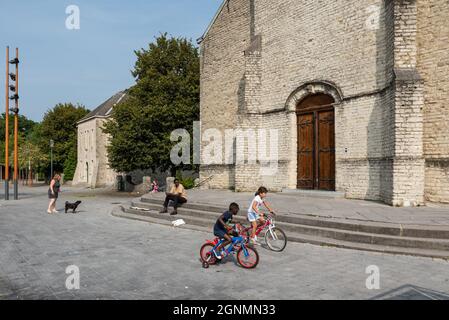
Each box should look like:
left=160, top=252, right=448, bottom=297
left=47, top=174, right=61, bottom=214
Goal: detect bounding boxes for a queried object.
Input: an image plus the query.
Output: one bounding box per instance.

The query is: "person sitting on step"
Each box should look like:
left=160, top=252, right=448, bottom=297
left=160, top=179, right=187, bottom=215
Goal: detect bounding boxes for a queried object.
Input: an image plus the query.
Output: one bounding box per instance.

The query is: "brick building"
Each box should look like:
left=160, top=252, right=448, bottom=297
left=198, top=0, right=449, bottom=206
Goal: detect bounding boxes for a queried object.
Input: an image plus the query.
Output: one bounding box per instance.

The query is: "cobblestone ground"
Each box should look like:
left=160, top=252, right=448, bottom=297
left=1, top=186, right=449, bottom=300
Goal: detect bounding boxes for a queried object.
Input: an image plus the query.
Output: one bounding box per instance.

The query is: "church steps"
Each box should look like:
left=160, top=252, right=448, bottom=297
left=134, top=199, right=449, bottom=239
left=113, top=205, right=449, bottom=260
left=140, top=197, right=224, bottom=214
left=112, top=205, right=211, bottom=234
left=286, top=234, right=449, bottom=260
left=125, top=199, right=449, bottom=253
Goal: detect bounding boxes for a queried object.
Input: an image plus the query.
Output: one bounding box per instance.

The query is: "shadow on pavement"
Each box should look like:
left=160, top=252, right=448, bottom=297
left=370, top=285, right=449, bottom=300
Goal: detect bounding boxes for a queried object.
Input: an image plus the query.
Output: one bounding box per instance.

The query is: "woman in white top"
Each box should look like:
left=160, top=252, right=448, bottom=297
left=247, top=186, right=275, bottom=244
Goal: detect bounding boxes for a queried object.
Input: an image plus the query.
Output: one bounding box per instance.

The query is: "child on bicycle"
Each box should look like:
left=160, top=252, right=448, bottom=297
left=213, top=202, right=240, bottom=259
left=248, top=186, right=275, bottom=245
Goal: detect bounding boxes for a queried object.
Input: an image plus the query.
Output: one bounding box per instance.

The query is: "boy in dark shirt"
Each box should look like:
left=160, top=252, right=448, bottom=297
left=213, top=202, right=240, bottom=259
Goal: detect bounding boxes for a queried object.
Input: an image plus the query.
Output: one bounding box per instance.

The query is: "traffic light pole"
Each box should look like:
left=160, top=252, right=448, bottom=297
left=4, top=46, right=20, bottom=201
left=13, top=48, right=19, bottom=200
left=4, top=47, right=10, bottom=200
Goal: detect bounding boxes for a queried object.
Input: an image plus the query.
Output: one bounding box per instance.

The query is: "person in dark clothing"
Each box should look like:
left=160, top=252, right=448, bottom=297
left=212, top=202, right=240, bottom=259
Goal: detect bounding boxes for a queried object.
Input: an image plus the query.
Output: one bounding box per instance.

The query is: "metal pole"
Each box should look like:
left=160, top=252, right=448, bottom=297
left=50, top=144, right=53, bottom=179
left=28, top=158, right=32, bottom=186
left=13, top=48, right=19, bottom=200
left=4, top=46, right=9, bottom=200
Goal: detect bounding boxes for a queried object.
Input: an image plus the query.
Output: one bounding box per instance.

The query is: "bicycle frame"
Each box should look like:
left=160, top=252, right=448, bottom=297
left=206, top=235, right=251, bottom=259
left=244, top=215, right=276, bottom=238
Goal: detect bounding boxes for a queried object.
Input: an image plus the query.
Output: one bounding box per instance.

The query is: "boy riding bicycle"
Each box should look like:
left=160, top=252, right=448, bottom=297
left=213, top=202, right=240, bottom=259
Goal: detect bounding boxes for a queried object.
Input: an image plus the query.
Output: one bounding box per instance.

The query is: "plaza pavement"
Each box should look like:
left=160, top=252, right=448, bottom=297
left=0, top=185, right=448, bottom=300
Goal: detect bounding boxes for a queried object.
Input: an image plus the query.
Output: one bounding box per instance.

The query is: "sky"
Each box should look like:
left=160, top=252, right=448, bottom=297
left=0, top=0, right=223, bottom=121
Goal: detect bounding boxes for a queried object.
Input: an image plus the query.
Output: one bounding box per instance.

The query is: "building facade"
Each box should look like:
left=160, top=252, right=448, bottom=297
left=199, top=0, right=449, bottom=206
left=73, top=91, right=126, bottom=188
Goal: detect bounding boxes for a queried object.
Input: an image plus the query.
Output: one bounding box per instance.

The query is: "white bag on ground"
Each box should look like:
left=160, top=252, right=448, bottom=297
left=172, top=219, right=186, bottom=227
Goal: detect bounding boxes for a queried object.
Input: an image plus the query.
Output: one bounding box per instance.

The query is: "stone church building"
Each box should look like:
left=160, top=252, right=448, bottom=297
left=73, top=91, right=126, bottom=188
left=198, top=0, right=449, bottom=206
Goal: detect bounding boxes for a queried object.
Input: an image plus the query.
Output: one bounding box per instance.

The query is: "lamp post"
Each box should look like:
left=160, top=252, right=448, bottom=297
left=50, top=139, right=54, bottom=179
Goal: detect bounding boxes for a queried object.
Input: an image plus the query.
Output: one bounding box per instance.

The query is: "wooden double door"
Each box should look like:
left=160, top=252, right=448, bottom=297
left=297, top=94, right=335, bottom=191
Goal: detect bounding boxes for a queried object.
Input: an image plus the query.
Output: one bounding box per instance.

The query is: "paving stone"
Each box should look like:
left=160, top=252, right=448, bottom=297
left=0, top=186, right=448, bottom=299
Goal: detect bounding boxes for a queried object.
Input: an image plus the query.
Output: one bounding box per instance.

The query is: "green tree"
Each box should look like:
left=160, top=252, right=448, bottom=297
left=62, top=148, right=77, bottom=181
left=39, top=103, right=89, bottom=178
left=18, top=137, right=49, bottom=177
left=103, top=34, right=200, bottom=175
left=1, top=113, right=39, bottom=166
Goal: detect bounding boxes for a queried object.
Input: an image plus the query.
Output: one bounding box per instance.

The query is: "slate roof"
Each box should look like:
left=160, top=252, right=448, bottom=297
left=78, top=91, right=128, bottom=124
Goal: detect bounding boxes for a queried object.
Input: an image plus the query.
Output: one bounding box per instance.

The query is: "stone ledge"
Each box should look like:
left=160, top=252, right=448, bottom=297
left=281, top=189, right=346, bottom=199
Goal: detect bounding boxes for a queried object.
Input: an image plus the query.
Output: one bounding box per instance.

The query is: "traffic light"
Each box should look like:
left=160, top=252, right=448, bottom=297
left=9, top=58, right=19, bottom=64
left=4, top=46, right=20, bottom=200
left=9, top=94, right=19, bottom=102
left=7, top=51, right=19, bottom=114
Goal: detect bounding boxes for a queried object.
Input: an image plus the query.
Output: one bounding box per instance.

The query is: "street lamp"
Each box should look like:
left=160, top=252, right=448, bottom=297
left=50, top=139, right=54, bottom=179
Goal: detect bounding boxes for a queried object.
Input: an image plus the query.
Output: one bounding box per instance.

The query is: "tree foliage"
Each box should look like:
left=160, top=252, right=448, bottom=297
left=0, top=113, right=40, bottom=167
left=103, top=34, right=200, bottom=174
left=39, top=103, right=89, bottom=176
left=18, top=137, right=48, bottom=169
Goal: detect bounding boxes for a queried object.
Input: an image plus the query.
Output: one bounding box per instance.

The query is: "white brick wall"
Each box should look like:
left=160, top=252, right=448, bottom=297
left=417, top=0, right=449, bottom=204
left=199, top=0, right=448, bottom=205
left=73, top=118, right=116, bottom=188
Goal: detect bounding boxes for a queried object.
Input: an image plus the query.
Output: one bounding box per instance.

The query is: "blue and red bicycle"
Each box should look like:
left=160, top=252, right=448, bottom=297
left=200, top=224, right=259, bottom=269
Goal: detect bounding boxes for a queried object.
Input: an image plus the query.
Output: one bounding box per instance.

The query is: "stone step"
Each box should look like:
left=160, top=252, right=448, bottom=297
left=281, top=189, right=346, bottom=199
left=286, top=233, right=449, bottom=260
left=128, top=201, right=449, bottom=252
left=113, top=205, right=449, bottom=260
left=126, top=206, right=216, bottom=230
left=134, top=199, right=449, bottom=239
left=141, top=197, right=224, bottom=213
left=112, top=205, right=211, bottom=234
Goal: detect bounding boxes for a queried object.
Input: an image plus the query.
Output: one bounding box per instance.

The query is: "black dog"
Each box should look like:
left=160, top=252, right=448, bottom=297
left=65, top=201, right=82, bottom=214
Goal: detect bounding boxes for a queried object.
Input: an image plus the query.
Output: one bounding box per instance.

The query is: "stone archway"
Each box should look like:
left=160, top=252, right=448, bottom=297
left=285, top=81, right=343, bottom=191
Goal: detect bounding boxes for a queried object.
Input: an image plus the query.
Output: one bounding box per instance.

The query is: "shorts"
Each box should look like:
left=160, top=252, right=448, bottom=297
left=214, top=228, right=227, bottom=239
left=48, top=189, right=58, bottom=199
left=247, top=211, right=260, bottom=223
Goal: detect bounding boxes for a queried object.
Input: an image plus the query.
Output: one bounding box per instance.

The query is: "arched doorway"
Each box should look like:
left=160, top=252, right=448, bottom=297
left=297, top=94, right=335, bottom=191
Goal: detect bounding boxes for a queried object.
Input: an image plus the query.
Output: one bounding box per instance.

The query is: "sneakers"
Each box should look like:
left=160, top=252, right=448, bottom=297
left=159, top=207, right=168, bottom=214
left=250, top=236, right=260, bottom=245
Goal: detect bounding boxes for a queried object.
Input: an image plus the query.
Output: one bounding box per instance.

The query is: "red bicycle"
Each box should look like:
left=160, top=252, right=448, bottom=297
left=242, top=214, right=287, bottom=252
left=199, top=224, right=259, bottom=269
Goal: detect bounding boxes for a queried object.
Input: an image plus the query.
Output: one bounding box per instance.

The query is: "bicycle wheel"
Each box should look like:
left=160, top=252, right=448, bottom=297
left=200, top=243, right=218, bottom=265
left=237, top=246, right=259, bottom=269
left=264, top=227, right=287, bottom=252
